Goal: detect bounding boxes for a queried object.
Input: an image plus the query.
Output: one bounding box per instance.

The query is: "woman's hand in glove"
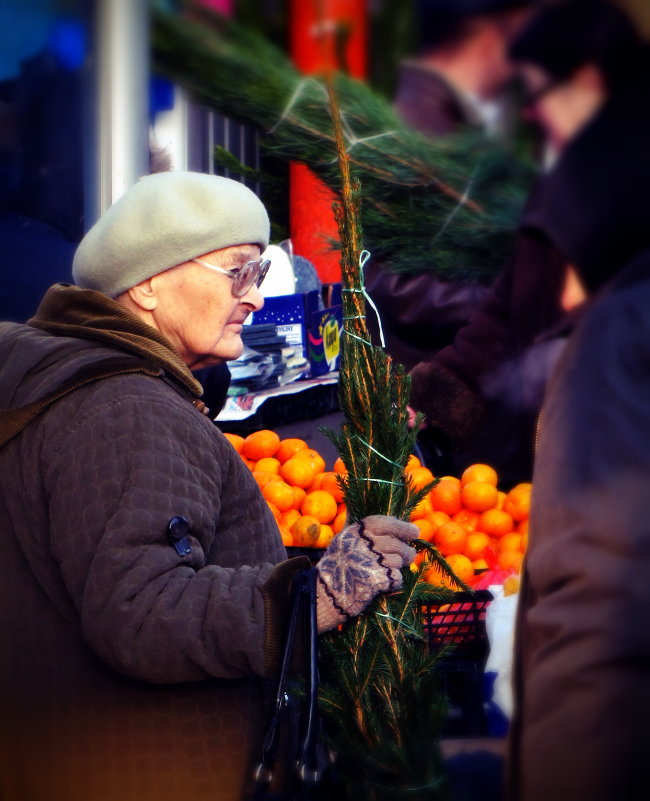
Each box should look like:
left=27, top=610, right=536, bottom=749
left=316, top=515, right=418, bottom=633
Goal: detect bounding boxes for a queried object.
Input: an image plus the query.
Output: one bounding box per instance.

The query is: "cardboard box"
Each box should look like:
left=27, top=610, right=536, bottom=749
left=251, top=285, right=342, bottom=376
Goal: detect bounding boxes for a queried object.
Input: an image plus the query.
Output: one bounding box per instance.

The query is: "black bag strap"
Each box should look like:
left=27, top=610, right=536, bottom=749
left=0, top=356, right=162, bottom=449
left=297, top=567, right=321, bottom=786
left=253, top=567, right=323, bottom=799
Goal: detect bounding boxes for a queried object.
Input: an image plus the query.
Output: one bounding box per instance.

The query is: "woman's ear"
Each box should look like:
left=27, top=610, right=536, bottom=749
left=127, top=278, right=158, bottom=311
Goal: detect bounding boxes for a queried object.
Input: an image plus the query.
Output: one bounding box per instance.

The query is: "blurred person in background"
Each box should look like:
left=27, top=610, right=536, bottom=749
left=406, top=0, right=647, bottom=487
left=393, top=0, right=532, bottom=138
left=0, top=170, right=417, bottom=801
left=364, top=0, right=535, bottom=377
left=505, top=3, right=650, bottom=798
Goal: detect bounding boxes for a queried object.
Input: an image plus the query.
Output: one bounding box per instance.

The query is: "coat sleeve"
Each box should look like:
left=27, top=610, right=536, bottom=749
left=403, top=265, right=515, bottom=442
left=42, top=378, right=291, bottom=684
left=511, top=291, right=650, bottom=800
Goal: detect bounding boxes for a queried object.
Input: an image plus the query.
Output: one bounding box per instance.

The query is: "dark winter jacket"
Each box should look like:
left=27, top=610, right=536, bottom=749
left=364, top=60, right=494, bottom=375
left=407, top=180, right=571, bottom=485
left=508, top=88, right=650, bottom=800
left=394, top=61, right=483, bottom=137
left=0, top=284, right=306, bottom=801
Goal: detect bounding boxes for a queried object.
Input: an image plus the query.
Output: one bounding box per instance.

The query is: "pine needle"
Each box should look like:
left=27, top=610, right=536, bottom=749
left=151, top=4, right=537, bottom=283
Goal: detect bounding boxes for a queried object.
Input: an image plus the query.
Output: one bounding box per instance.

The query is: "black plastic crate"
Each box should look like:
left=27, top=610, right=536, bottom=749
left=422, top=590, right=493, bottom=660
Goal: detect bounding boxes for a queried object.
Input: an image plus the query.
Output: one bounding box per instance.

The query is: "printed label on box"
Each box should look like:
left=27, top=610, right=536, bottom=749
left=308, top=307, right=342, bottom=376
left=275, top=322, right=304, bottom=348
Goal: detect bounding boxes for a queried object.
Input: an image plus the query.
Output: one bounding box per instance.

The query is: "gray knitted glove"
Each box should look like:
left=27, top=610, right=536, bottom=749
left=316, top=515, right=418, bottom=633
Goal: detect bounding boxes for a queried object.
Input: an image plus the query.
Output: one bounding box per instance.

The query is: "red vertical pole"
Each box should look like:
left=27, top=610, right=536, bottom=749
left=289, top=0, right=367, bottom=284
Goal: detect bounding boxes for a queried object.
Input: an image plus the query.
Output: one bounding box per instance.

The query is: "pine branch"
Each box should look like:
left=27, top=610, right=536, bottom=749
left=151, top=4, right=537, bottom=283
left=308, top=75, right=473, bottom=801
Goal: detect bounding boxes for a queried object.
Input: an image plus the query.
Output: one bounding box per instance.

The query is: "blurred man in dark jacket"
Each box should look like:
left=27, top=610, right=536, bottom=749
left=407, top=0, right=647, bottom=486
left=365, top=0, right=533, bottom=376
left=394, top=0, right=530, bottom=138
left=505, top=6, right=650, bottom=798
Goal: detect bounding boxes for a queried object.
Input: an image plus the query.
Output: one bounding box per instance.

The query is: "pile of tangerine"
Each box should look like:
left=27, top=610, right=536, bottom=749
left=223, top=430, right=531, bottom=585
left=406, top=459, right=530, bottom=586
left=223, top=429, right=347, bottom=549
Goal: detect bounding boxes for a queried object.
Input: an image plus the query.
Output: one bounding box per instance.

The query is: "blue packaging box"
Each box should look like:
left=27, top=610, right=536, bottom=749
left=251, top=286, right=342, bottom=376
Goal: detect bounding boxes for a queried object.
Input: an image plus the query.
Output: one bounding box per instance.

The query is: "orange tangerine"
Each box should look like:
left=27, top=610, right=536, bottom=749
left=280, top=457, right=318, bottom=489
left=410, top=494, right=433, bottom=521
left=266, top=501, right=282, bottom=524
left=452, top=508, right=481, bottom=532
left=281, top=508, right=301, bottom=530
left=293, top=447, right=326, bottom=475
left=278, top=525, right=294, bottom=547
left=464, top=531, right=491, bottom=561
left=223, top=432, right=245, bottom=453
left=254, top=457, right=281, bottom=474
left=461, top=463, right=498, bottom=487
left=498, top=532, right=523, bottom=554
left=498, top=550, right=524, bottom=573
left=291, top=515, right=321, bottom=547
left=262, top=480, right=295, bottom=513
left=412, top=518, right=435, bottom=542
left=407, top=466, right=436, bottom=492
left=422, top=555, right=473, bottom=588
left=242, top=457, right=256, bottom=471
left=405, top=453, right=422, bottom=471
left=477, top=508, right=514, bottom=537
left=242, top=429, right=281, bottom=461
left=495, top=490, right=507, bottom=510
left=332, top=508, right=347, bottom=534
left=308, top=473, right=325, bottom=492
left=440, top=475, right=462, bottom=489
left=518, top=519, right=529, bottom=551
left=461, top=481, right=498, bottom=513
left=252, top=470, right=284, bottom=490
left=503, top=483, right=532, bottom=522
left=276, top=437, right=308, bottom=464
left=314, top=524, right=335, bottom=549
left=445, top=553, right=475, bottom=584
left=319, top=471, right=345, bottom=504
left=472, top=557, right=489, bottom=571
left=430, top=479, right=462, bottom=516
left=434, top=521, right=467, bottom=556
left=301, top=490, right=338, bottom=524
left=430, top=510, right=451, bottom=531
left=291, top=485, right=307, bottom=509
left=332, top=457, right=348, bottom=475
left=421, top=562, right=453, bottom=588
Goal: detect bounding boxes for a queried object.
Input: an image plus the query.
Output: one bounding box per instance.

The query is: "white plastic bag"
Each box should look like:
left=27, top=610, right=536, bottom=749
left=484, top=585, right=519, bottom=720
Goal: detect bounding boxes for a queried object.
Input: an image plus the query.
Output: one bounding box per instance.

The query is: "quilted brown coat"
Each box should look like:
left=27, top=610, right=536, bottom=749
left=0, top=285, right=303, bottom=801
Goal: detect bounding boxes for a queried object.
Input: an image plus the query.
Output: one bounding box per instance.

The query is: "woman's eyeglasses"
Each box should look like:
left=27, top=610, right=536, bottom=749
left=192, top=257, right=271, bottom=297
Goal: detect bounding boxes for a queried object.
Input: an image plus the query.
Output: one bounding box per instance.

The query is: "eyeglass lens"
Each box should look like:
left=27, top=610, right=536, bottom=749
left=233, top=260, right=270, bottom=296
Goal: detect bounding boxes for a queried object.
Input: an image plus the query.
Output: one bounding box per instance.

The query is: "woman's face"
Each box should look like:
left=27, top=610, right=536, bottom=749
left=150, top=244, right=265, bottom=370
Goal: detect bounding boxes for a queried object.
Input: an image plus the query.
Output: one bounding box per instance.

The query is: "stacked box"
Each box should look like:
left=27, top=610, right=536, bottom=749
left=251, top=285, right=342, bottom=376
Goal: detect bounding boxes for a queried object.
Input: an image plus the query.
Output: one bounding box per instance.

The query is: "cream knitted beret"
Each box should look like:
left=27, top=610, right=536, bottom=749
left=72, top=171, right=271, bottom=298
